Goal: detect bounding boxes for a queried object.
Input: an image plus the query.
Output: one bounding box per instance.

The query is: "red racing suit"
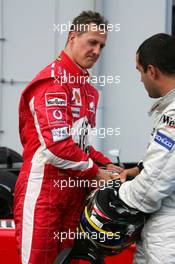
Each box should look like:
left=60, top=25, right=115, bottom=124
left=14, top=51, right=111, bottom=264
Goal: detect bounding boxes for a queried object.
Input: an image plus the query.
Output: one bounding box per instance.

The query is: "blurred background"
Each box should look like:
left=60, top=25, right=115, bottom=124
left=0, top=0, right=175, bottom=163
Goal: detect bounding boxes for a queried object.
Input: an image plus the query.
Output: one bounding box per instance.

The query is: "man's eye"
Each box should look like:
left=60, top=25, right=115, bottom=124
left=88, top=40, right=96, bottom=46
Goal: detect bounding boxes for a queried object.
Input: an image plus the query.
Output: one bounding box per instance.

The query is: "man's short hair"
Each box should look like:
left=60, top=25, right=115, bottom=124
left=66, top=10, right=108, bottom=43
left=137, top=33, right=175, bottom=75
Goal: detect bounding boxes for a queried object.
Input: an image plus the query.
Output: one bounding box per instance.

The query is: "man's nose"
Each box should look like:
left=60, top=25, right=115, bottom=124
left=93, top=45, right=101, bottom=56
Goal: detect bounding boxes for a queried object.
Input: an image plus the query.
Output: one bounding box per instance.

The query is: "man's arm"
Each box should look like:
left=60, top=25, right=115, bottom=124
left=119, top=166, right=140, bottom=182
left=89, top=146, right=124, bottom=173
left=119, top=111, right=175, bottom=213
left=89, top=145, right=111, bottom=165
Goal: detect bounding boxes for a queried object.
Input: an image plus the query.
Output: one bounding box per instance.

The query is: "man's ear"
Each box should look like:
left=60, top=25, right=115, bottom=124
left=147, top=64, right=159, bottom=80
left=68, top=31, right=77, bottom=45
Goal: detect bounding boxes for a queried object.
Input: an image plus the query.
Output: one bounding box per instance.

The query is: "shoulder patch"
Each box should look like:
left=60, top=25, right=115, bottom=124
left=154, top=131, right=175, bottom=150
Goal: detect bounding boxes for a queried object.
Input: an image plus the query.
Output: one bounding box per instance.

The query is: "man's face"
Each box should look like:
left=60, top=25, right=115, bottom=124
left=136, top=53, right=160, bottom=98
left=69, top=23, right=107, bottom=69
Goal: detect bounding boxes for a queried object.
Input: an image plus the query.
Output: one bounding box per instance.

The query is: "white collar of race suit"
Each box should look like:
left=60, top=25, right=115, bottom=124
left=148, top=88, right=175, bottom=116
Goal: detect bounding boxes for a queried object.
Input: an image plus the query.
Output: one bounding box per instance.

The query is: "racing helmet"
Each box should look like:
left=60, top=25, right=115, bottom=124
left=79, top=179, right=146, bottom=256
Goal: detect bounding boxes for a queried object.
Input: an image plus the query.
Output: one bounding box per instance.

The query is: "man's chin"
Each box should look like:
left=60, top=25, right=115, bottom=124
left=84, top=62, right=96, bottom=69
left=78, top=60, right=96, bottom=69
left=148, top=92, right=160, bottom=99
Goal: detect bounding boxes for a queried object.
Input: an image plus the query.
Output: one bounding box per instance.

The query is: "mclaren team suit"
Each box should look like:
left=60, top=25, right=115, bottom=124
left=119, top=89, right=175, bottom=264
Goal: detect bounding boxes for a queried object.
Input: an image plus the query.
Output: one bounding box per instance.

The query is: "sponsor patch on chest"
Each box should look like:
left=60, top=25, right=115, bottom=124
left=51, top=126, right=69, bottom=142
left=46, top=108, right=67, bottom=125
left=71, top=107, right=80, bottom=118
left=71, top=88, right=82, bottom=106
left=87, top=95, right=95, bottom=113
left=45, top=92, right=67, bottom=107
left=160, top=114, right=175, bottom=128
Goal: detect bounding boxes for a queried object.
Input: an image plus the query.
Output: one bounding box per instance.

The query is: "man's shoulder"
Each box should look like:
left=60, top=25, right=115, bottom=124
left=31, top=60, right=59, bottom=83
left=22, top=60, right=67, bottom=95
left=156, top=102, right=175, bottom=132
left=161, top=99, right=175, bottom=118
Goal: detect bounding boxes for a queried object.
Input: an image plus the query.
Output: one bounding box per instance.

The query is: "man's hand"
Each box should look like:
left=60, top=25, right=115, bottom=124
left=106, top=163, right=124, bottom=173
left=96, top=168, right=119, bottom=181
left=119, top=166, right=140, bottom=182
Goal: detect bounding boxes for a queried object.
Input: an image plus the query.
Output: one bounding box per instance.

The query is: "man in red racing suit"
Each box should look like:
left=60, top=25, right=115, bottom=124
left=14, top=11, right=120, bottom=264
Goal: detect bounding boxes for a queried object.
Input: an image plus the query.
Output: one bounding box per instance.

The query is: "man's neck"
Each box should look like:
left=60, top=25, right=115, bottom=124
left=64, top=47, right=74, bottom=63
left=158, top=76, right=175, bottom=97
left=63, top=48, right=87, bottom=74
